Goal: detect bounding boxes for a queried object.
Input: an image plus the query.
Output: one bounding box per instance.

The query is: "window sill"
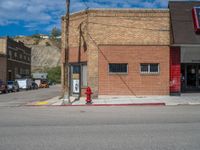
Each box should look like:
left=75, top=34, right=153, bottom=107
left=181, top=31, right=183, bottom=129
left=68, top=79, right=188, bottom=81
left=140, top=73, right=160, bottom=76
left=109, top=73, right=128, bottom=75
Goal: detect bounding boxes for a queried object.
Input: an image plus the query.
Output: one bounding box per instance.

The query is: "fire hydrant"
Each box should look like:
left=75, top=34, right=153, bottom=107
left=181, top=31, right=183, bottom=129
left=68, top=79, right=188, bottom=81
left=85, top=87, right=93, bottom=104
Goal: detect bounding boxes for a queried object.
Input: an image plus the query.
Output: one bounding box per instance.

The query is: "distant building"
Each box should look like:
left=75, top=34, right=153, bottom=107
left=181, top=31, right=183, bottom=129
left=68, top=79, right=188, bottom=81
left=39, top=34, right=49, bottom=39
left=0, top=37, right=31, bottom=82
left=55, top=36, right=61, bottom=39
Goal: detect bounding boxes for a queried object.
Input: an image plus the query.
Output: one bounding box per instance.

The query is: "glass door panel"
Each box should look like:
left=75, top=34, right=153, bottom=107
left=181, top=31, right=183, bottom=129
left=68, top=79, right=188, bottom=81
left=198, top=65, right=200, bottom=87
left=187, top=65, right=197, bottom=88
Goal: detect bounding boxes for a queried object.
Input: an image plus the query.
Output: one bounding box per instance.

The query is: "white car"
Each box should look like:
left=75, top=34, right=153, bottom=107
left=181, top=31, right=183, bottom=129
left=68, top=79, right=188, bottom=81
left=16, top=79, right=32, bottom=90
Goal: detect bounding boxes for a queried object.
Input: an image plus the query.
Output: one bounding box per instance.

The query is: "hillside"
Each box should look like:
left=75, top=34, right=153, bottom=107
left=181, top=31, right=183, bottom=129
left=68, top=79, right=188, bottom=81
left=15, top=36, right=61, bottom=72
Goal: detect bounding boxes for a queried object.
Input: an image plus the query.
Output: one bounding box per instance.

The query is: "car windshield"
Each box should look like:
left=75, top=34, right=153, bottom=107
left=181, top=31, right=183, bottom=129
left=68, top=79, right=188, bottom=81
left=7, top=81, right=13, bottom=85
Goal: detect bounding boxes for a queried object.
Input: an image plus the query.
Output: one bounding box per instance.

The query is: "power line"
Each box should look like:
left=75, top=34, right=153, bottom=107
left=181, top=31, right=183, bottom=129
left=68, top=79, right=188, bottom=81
left=82, top=0, right=89, bottom=10
left=88, top=21, right=169, bottom=31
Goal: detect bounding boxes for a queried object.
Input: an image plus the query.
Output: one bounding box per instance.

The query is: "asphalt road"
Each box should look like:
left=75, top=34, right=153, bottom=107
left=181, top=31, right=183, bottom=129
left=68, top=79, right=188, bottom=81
left=0, top=106, right=200, bottom=150
left=0, top=85, right=61, bottom=107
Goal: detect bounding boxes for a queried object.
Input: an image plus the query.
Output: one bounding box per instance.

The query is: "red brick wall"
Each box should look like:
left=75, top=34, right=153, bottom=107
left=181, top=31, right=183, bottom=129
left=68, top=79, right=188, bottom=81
left=69, top=47, right=87, bottom=63
left=98, top=45, right=170, bottom=96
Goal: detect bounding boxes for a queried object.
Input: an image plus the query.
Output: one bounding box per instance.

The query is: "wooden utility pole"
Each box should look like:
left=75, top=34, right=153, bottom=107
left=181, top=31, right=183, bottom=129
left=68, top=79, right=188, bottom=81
left=61, top=0, right=70, bottom=102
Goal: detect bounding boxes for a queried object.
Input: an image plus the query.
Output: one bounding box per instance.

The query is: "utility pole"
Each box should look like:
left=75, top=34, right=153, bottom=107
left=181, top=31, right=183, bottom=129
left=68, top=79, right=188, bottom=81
left=61, top=0, right=70, bottom=103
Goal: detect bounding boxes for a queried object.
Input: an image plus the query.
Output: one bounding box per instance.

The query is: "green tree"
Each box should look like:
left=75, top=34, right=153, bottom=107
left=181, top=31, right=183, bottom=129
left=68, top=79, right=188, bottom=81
left=31, top=34, right=41, bottom=39
left=50, top=27, right=61, bottom=39
left=46, top=66, right=61, bottom=83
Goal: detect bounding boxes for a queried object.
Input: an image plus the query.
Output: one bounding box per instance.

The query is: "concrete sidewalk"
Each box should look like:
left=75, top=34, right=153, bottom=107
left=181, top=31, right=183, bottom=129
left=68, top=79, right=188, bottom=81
left=26, top=93, right=200, bottom=106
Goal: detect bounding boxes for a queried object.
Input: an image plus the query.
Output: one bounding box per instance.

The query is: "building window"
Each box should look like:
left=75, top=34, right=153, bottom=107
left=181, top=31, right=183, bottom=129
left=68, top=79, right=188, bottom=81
left=26, top=69, right=29, bottom=75
left=8, top=51, right=12, bottom=58
left=109, top=63, right=128, bottom=74
left=14, top=52, right=17, bottom=58
left=20, top=68, right=23, bottom=74
left=19, top=54, right=22, bottom=59
left=15, top=67, right=18, bottom=75
left=73, top=65, right=80, bottom=74
left=81, top=64, right=87, bottom=87
left=140, top=64, right=159, bottom=74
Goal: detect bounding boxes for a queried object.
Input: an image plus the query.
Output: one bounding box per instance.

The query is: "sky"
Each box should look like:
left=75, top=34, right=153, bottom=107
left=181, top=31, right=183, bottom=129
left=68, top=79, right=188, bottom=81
left=0, top=0, right=197, bottom=37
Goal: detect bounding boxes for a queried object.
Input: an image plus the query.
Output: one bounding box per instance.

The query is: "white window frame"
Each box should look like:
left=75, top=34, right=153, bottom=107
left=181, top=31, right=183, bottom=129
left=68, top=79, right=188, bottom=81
left=140, top=64, right=160, bottom=74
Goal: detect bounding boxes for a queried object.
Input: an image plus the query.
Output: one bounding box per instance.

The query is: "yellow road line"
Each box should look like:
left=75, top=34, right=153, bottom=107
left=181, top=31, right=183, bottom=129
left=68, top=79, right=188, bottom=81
left=35, top=101, right=49, bottom=105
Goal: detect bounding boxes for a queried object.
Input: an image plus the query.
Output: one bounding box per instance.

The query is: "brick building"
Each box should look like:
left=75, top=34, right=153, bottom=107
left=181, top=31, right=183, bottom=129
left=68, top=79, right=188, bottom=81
left=62, top=9, right=170, bottom=97
left=0, top=37, right=31, bottom=82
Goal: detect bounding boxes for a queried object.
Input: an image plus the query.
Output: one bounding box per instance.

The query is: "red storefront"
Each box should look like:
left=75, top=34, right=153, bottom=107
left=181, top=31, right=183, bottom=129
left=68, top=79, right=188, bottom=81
left=169, top=1, right=200, bottom=95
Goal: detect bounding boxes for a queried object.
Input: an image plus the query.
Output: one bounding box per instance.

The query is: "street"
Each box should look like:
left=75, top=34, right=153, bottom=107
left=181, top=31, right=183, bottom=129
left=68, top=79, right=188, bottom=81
left=0, top=85, right=61, bottom=107
left=0, top=106, right=200, bottom=150
left=0, top=84, right=200, bottom=150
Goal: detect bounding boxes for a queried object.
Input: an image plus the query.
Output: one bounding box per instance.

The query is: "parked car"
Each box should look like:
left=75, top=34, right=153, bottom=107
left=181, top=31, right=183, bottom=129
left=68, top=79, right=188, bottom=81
left=39, top=80, right=49, bottom=88
left=16, top=79, right=32, bottom=90
left=0, top=80, right=8, bottom=94
left=7, top=81, right=19, bottom=92
left=35, top=79, right=41, bottom=87
left=32, top=81, right=38, bottom=90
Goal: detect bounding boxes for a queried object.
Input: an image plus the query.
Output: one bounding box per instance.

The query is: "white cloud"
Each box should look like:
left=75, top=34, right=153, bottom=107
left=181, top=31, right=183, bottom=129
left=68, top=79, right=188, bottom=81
left=0, top=0, right=171, bottom=33
left=0, top=0, right=65, bottom=26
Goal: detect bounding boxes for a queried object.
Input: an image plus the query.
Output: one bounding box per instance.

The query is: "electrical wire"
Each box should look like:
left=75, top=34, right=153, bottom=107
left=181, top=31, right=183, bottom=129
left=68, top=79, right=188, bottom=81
left=88, top=21, right=169, bottom=31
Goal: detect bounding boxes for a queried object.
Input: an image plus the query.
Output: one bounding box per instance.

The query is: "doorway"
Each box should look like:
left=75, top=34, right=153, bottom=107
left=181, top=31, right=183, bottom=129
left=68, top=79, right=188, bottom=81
left=70, top=65, right=80, bottom=96
left=69, top=63, right=87, bottom=96
left=181, top=64, right=200, bottom=92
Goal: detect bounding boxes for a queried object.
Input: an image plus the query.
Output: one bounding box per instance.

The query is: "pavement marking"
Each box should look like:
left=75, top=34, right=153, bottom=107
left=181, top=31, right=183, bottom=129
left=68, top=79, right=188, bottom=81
left=34, top=101, right=49, bottom=105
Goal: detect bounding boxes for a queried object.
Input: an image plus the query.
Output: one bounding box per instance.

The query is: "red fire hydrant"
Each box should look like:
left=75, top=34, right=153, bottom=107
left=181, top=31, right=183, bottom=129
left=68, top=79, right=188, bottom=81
left=85, top=87, right=93, bottom=104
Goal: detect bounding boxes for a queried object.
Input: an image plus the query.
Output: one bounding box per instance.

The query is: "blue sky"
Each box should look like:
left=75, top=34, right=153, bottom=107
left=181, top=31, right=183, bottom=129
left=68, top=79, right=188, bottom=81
left=0, top=0, right=192, bottom=37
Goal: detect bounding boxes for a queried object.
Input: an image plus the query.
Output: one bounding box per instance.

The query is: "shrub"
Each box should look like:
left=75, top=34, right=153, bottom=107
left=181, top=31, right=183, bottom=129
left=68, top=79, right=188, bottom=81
left=46, top=66, right=61, bottom=83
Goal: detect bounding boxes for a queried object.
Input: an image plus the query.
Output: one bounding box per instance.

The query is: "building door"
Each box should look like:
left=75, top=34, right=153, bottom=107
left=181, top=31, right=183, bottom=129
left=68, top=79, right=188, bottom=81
left=187, top=64, right=197, bottom=88
left=181, top=64, right=200, bottom=92
left=69, top=64, right=87, bottom=97
left=198, top=65, right=200, bottom=89
left=70, top=65, right=80, bottom=96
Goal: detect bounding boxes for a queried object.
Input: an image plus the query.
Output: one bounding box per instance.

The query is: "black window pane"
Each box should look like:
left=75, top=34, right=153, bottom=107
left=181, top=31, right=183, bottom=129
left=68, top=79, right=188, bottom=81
left=141, top=64, right=148, bottom=72
left=150, top=64, right=159, bottom=72
left=109, top=64, right=127, bottom=73
left=73, top=66, right=80, bottom=73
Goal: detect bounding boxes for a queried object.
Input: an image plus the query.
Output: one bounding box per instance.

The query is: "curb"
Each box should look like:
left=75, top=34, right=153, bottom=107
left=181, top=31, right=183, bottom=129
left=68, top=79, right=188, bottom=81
left=67, top=103, right=166, bottom=106
left=26, top=103, right=166, bottom=107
